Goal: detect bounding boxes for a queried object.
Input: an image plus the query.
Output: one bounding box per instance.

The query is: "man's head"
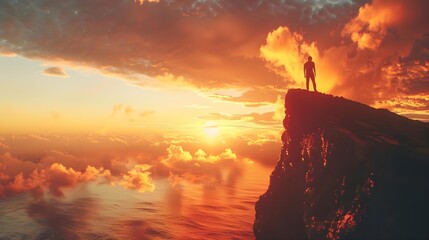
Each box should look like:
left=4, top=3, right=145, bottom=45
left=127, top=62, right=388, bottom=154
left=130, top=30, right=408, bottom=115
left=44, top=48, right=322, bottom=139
left=308, top=56, right=312, bottom=61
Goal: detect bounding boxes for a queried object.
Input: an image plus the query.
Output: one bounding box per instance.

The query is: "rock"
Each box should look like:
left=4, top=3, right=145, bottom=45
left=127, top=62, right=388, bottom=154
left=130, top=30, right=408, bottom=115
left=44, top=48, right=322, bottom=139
left=254, top=89, right=429, bottom=240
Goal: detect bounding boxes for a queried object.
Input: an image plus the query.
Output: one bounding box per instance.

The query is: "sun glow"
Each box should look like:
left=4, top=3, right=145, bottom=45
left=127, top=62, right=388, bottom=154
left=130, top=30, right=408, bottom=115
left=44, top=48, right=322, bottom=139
left=203, top=121, right=219, bottom=138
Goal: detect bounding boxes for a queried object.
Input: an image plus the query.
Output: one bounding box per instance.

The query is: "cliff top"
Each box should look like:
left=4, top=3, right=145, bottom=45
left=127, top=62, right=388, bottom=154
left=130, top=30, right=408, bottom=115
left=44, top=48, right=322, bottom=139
left=285, top=89, right=429, bottom=148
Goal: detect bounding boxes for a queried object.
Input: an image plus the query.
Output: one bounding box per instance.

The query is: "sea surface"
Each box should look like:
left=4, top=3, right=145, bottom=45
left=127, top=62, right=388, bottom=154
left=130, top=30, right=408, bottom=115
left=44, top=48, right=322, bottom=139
left=0, top=163, right=272, bottom=240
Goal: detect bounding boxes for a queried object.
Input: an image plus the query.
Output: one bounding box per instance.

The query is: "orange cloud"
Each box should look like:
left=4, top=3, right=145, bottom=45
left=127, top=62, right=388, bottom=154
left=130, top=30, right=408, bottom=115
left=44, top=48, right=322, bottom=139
left=342, top=3, right=392, bottom=50
left=135, top=0, right=159, bottom=5
left=343, top=0, right=428, bottom=55
left=261, top=26, right=319, bottom=84
left=0, top=50, right=17, bottom=57
left=273, top=95, right=286, bottom=121
left=0, top=137, right=163, bottom=198
left=160, top=145, right=239, bottom=184
left=42, top=163, right=110, bottom=197
left=107, top=104, right=154, bottom=126
left=0, top=158, right=157, bottom=198
left=120, top=164, right=155, bottom=192
left=260, top=26, right=339, bottom=93
left=338, top=0, right=429, bottom=110
left=209, top=88, right=286, bottom=107
left=2, top=162, right=111, bottom=198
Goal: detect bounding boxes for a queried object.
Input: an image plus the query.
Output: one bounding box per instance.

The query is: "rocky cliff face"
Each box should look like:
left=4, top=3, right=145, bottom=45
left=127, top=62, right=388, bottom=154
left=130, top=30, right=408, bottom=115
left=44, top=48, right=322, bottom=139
left=254, top=89, right=429, bottom=240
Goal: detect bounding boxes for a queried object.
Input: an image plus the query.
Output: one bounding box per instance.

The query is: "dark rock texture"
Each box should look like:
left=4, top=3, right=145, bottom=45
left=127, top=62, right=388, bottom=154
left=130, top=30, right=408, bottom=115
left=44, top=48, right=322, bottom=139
left=254, top=89, right=429, bottom=240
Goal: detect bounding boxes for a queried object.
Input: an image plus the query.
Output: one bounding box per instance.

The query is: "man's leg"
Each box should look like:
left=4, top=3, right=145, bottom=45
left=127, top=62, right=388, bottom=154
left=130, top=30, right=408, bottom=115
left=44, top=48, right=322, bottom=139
left=311, top=76, right=317, bottom=92
left=306, top=77, right=309, bottom=91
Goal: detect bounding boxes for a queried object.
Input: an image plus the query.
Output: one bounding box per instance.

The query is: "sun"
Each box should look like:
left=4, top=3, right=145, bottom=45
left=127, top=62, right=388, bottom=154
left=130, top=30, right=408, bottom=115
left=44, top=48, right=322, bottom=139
left=203, top=121, right=219, bottom=137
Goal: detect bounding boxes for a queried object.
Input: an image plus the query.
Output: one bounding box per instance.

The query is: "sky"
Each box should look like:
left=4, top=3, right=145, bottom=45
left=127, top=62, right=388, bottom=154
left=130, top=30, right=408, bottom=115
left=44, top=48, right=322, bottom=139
left=0, top=0, right=428, bottom=197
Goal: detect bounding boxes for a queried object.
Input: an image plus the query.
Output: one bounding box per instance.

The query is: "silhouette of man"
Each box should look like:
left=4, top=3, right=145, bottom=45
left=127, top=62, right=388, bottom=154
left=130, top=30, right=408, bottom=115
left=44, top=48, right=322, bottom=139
left=304, top=56, right=317, bottom=92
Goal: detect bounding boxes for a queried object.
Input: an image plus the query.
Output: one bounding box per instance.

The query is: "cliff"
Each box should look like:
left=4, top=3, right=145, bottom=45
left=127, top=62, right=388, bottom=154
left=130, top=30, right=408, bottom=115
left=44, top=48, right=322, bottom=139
left=254, top=89, right=429, bottom=240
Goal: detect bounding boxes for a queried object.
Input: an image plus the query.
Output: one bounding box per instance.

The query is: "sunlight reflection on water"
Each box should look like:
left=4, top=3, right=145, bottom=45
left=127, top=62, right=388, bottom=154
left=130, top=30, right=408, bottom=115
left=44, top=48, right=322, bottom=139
left=0, top=163, right=271, bottom=240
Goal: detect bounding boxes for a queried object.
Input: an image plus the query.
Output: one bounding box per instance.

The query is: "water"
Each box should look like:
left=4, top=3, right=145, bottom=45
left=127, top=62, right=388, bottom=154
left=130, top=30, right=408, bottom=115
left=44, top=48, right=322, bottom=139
left=0, top=163, right=272, bottom=240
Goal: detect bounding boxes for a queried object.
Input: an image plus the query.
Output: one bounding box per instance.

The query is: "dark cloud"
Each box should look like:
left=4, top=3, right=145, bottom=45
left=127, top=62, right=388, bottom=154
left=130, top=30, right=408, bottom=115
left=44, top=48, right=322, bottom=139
left=388, top=38, right=429, bottom=95
left=42, top=66, right=68, bottom=77
left=0, top=0, right=363, bottom=90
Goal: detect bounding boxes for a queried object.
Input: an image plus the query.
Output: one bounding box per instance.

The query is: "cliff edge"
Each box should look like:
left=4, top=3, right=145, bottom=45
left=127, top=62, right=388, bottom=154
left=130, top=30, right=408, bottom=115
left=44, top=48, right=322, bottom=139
left=254, top=89, right=429, bottom=240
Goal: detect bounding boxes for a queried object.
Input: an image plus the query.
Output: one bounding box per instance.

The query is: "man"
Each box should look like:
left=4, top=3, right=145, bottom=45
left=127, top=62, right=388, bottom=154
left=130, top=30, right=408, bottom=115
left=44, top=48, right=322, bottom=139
left=304, top=56, right=317, bottom=92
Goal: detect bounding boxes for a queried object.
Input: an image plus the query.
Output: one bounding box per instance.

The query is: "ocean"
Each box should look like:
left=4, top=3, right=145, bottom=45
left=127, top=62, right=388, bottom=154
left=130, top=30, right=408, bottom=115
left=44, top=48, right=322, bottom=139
left=0, top=162, right=272, bottom=240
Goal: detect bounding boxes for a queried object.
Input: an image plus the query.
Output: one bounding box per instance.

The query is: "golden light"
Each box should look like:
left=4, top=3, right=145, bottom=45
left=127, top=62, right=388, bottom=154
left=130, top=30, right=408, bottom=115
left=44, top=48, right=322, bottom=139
left=203, top=121, right=219, bottom=137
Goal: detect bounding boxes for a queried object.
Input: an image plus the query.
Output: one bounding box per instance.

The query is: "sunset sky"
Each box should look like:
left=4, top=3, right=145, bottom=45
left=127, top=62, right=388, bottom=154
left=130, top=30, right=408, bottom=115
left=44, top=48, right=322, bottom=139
left=0, top=0, right=428, bottom=198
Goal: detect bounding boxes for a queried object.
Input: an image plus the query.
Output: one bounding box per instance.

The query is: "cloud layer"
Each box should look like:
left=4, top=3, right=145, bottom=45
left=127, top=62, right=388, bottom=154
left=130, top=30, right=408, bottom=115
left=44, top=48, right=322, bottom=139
left=0, top=0, right=364, bottom=101
left=0, top=132, right=280, bottom=198
left=0, top=0, right=427, bottom=114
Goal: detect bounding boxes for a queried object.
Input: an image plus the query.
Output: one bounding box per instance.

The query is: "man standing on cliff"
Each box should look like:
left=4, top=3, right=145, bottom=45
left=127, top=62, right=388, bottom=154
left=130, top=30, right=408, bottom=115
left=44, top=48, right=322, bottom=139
left=304, top=56, right=317, bottom=92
